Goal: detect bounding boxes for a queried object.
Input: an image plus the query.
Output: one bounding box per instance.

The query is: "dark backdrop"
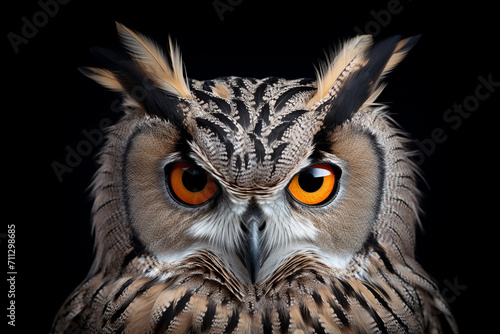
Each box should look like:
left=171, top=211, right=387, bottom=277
left=5, top=1, right=498, bottom=332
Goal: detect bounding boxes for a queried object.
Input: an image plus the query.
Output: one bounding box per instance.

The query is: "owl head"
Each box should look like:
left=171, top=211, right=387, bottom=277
left=53, top=23, right=461, bottom=333
left=81, top=23, right=422, bottom=286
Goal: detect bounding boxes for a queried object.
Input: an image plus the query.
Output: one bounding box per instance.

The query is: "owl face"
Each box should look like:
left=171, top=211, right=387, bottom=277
left=81, top=24, right=418, bottom=285
left=120, top=78, right=383, bottom=284
left=52, top=24, right=459, bottom=334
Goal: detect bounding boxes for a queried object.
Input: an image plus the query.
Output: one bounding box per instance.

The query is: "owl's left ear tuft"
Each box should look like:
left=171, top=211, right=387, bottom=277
left=307, top=35, right=374, bottom=108
left=309, top=34, right=421, bottom=127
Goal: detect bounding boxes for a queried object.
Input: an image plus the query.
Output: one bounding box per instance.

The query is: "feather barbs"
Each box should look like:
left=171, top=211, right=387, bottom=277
left=80, top=23, right=191, bottom=100
left=78, top=67, right=124, bottom=92
left=307, top=35, right=373, bottom=108
left=115, top=22, right=191, bottom=99
left=307, top=34, right=420, bottom=111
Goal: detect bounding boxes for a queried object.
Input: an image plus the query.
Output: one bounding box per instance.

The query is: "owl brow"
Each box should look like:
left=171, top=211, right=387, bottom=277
left=253, top=76, right=280, bottom=109
left=274, top=86, right=315, bottom=112
left=267, top=109, right=309, bottom=144
left=194, top=117, right=235, bottom=159
left=235, top=100, right=250, bottom=129
left=251, top=134, right=266, bottom=164
left=211, top=112, right=238, bottom=132
left=193, top=89, right=231, bottom=115
left=310, top=128, right=334, bottom=159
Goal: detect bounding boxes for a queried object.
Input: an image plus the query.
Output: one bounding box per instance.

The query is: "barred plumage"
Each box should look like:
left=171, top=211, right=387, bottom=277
left=52, top=23, right=456, bottom=333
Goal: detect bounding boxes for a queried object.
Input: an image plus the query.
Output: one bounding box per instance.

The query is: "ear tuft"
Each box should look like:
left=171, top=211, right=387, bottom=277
left=78, top=67, right=123, bottom=92
left=309, top=34, right=420, bottom=127
left=307, top=35, right=373, bottom=108
left=381, top=34, right=421, bottom=76
left=115, top=22, right=191, bottom=98
left=78, top=24, right=191, bottom=124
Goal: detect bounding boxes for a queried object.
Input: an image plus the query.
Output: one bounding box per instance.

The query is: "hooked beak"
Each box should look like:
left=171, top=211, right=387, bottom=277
left=239, top=209, right=265, bottom=284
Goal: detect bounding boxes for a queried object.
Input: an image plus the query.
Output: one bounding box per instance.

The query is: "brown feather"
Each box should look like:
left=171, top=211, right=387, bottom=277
left=116, top=22, right=191, bottom=98
left=307, top=35, right=373, bottom=108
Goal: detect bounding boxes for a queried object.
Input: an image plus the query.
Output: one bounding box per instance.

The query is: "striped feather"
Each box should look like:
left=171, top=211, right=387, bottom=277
left=52, top=246, right=455, bottom=333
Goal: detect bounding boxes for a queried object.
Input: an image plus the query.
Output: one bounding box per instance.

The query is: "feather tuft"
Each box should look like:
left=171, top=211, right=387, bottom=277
left=78, top=67, right=123, bottom=92
left=307, top=35, right=373, bottom=108
left=115, top=22, right=191, bottom=98
left=380, top=35, right=421, bottom=77
left=308, top=35, right=420, bottom=111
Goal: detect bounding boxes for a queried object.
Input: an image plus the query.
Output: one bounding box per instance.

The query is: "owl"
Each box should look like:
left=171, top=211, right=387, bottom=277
left=52, top=23, right=457, bottom=334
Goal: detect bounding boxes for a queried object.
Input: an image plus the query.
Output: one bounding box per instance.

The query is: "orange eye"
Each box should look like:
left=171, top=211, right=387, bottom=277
left=168, top=162, right=218, bottom=205
left=288, top=163, right=338, bottom=205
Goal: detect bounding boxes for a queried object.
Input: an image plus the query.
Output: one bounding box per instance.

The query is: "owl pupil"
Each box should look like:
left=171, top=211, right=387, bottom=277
left=298, top=169, right=324, bottom=193
left=182, top=167, right=207, bottom=192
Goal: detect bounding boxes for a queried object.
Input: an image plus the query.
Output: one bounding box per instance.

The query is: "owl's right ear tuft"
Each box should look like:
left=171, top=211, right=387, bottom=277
left=115, top=22, right=191, bottom=99
left=78, top=24, right=192, bottom=126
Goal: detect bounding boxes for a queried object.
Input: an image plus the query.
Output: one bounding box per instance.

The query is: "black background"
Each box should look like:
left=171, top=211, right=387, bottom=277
left=5, top=0, right=498, bottom=332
